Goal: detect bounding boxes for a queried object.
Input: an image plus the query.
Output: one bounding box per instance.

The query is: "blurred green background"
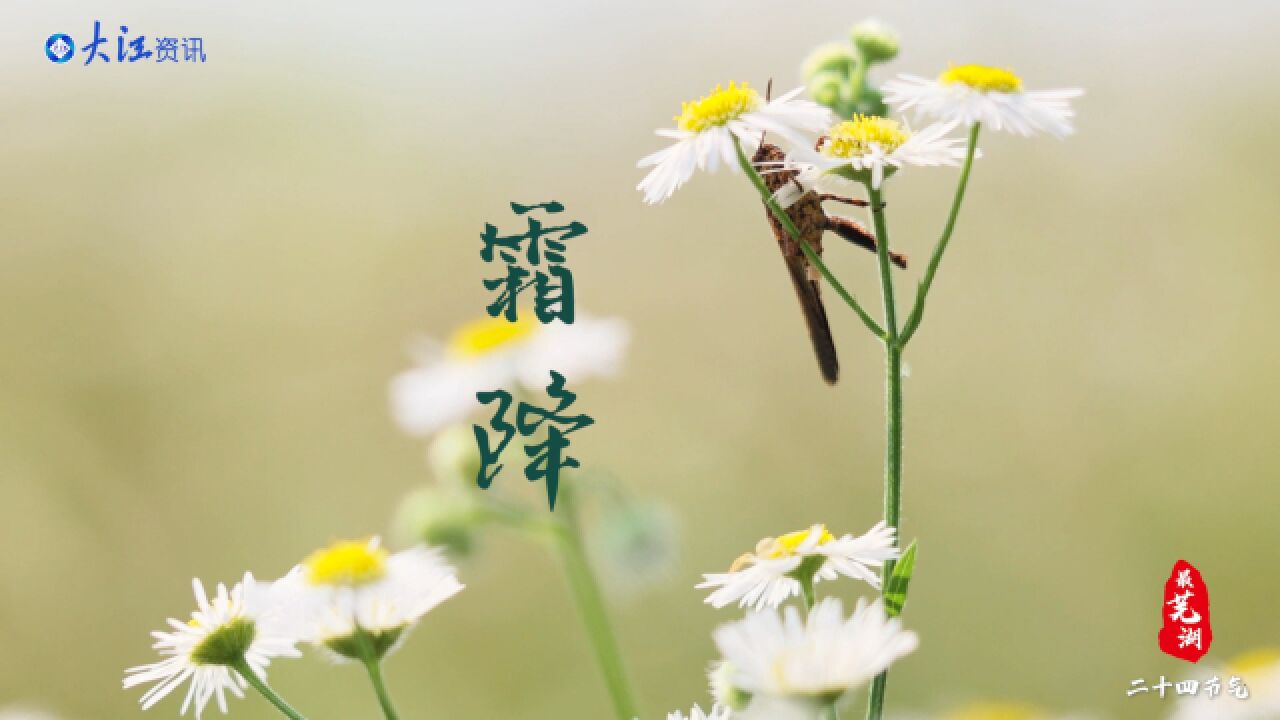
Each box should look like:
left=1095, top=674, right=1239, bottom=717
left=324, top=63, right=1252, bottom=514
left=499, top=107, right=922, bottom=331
left=2, top=1, right=1279, bottom=718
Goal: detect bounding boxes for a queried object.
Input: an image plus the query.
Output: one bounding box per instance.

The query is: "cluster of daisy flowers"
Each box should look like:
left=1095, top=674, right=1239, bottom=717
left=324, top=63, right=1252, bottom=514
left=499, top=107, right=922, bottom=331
left=658, top=522, right=913, bottom=720
left=637, top=31, right=1082, bottom=719
left=637, top=63, right=1081, bottom=205
left=123, top=538, right=462, bottom=718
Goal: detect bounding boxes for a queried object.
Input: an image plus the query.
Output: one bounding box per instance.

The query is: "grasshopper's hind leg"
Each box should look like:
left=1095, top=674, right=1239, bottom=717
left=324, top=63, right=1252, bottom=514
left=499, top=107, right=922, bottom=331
left=824, top=215, right=908, bottom=269
left=818, top=193, right=870, bottom=207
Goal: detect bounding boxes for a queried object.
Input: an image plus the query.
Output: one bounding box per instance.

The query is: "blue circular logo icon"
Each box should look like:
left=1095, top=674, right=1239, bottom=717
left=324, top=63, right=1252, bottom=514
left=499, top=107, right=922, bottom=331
left=45, top=34, right=74, bottom=63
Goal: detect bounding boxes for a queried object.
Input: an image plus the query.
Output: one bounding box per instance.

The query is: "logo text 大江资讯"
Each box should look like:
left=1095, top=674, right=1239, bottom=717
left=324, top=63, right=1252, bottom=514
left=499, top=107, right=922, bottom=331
left=46, top=22, right=206, bottom=65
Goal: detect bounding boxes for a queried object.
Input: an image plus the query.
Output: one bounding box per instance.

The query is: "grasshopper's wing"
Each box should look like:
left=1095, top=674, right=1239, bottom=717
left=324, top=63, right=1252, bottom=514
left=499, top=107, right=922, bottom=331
left=754, top=142, right=839, bottom=384
left=779, top=247, right=839, bottom=384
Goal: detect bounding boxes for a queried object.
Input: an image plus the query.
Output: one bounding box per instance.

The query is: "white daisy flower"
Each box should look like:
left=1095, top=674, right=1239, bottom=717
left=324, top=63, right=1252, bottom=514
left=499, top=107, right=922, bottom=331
left=736, top=695, right=823, bottom=720
left=713, top=597, right=917, bottom=703
left=783, top=114, right=970, bottom=192
left=666, top=703, right=730, bottom=720
left=697, top=523, right=898, bottom=611
left=390, top=313, right=629, bottom=436
left=1170, top=649, right=1280, bottom=720
left=708, top=660, right=751, bottom=712
left=637, top=82, right=832, bottom=204
left=274, top=537, right=463, bottom=660
left=883, top=65, right=1082, bottom=138
left=123, top=574, right=300, bottom=718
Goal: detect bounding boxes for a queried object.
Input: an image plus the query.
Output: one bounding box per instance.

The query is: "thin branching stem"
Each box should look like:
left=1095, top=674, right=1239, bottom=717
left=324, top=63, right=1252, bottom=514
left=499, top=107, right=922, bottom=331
left=554, top=490, right=639, bottom=720
left=863, top=179, right=902, bottom=720
left=355, top=631, right=400, bottom=720
left=900, top=123, right=982, bottom=345
left=231, top=657, right=308, bottom=720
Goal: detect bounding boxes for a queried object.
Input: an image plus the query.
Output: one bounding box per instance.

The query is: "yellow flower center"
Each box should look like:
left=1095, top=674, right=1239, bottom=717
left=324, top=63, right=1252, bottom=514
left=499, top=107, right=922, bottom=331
left=938, top=64, right=1024, bottom=93
left=1227, top=648, right=1280, bottom=677
left=676, top=82, right=761, bottom=133
left=446, top=316, right=535, bottom=358
left=822, top=115, right=909, bottom=158
left=305, top=540, right=388, bottom=586
left=944, top=703, right=1044, bottom=720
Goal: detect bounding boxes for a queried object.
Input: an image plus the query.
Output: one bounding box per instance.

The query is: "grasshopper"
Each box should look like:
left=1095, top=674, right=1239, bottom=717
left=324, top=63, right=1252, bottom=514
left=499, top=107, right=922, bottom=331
left=752, top=139, right=906, bottom=385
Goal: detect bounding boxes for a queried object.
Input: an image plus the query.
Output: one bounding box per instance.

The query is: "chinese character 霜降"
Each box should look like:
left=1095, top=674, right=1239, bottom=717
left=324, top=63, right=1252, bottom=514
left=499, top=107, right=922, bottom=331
left=473, top=370, right=594, bottom=510
left=480, top=201, right=585, bottom=324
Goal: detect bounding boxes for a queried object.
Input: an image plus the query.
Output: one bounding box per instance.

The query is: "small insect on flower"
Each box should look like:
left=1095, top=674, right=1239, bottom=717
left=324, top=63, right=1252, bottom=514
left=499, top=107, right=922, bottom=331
left=273, top=537, right=463, bottom=662
left=390, top=313, right=628, bottom=436
left=697, top=522, right=898, bottom=611
left=883, top=64, right=1082, bottom=138
left=637, top=81, right=832, bottom=204
left=122, top=574, right=300, bottom=718
left=788, top=114, right=971, bottom=190
left=713, top=597, right=918, bottom=706
left=752, top=135, right=907, bottom=385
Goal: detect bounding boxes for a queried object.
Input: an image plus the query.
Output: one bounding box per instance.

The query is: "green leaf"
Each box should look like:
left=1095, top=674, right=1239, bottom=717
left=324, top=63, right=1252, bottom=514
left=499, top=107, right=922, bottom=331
left=883, top=541, right=917, bottom=618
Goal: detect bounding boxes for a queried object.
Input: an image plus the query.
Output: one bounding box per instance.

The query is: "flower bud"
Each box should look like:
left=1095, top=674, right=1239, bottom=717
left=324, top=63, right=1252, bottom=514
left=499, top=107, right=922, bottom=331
left=393, top=485, right=483, bottom=558
left=597, top=501, right=678, bottom=592
left=426, top=423, right=481, bottom=485
left=852, top=84, right=890, bottom=118
left=806, top=70, right=845, bottom=110
left=801, top=42, right=856, bottom=82
left=850, top=20, right=899, bottom=64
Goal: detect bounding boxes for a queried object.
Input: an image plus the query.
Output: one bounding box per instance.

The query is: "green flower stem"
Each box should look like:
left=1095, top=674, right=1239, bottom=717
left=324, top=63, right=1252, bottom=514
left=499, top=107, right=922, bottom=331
left=795, top=575, right=840, bottom=720
left=733, top=138, right=886, bottom=339
left=865, top=182, right=904, bottom=545
left=847, top=49, right=870, bottom=115
left=230, top=658, right=307, bottom=720
left=900, top=122, right=982, bottom=346
left=353, top=631, right=400, bottom=720
left=863, top=181, right=902, bottom=720
left=799, top=574, right=816, bottom=611
left=553, top=492, right=639, bottom=720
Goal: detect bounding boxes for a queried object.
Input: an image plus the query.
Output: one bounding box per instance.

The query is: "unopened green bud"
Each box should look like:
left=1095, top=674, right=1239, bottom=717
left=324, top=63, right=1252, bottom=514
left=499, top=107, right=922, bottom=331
left=807, top=70, right=845, bottom=109
left=426, top=424, right=481, bottom=485
left=852, top=84, right=890, bottom=118
left=597, top=501, right=677, bottom=592
left=393, top=485, right=483, bottom=558
left=802, top=42, right=856, bottom=82
left=850, top=20, right=899, bottom=63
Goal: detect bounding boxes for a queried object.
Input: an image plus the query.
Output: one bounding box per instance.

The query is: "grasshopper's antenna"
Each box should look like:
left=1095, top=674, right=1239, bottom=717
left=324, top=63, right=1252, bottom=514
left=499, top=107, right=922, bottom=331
left=759, top=78, right=774, bottom=147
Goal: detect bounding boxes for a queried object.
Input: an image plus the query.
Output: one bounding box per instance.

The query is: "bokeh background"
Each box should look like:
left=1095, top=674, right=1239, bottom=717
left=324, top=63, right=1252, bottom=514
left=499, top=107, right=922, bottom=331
left=2, top=1, right=1279, bottom=718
